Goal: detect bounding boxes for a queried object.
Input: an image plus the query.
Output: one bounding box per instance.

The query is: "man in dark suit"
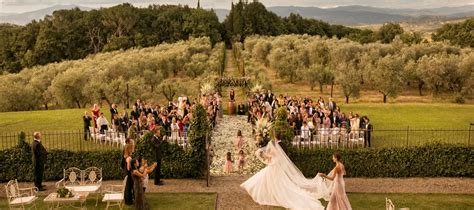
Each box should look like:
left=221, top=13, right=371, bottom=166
left=330, top=111, right=340, bottom=128
left=32, top=132, right=47, bottom=191
left=364, top=117, right=373, bottom=147
left=151, top=128, right=163, bottom=185
left=83, top=111, right=92, bottom=141
left=110, top=104, right=119, bottom=123
left=328, top=97, right=336, bottom=112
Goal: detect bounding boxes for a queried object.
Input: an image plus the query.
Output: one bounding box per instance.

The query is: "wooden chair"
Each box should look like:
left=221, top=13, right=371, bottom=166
left=4, top=179, right=38, bottom=210
left=102, top=176, right=127, bottom=210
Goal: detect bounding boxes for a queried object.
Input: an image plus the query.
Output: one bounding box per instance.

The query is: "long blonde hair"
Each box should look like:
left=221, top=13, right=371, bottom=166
left=123, top=144, right=133, bottom=159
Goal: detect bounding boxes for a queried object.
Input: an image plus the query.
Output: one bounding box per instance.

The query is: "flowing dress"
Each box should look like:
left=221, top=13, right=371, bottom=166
left=133, top=173, right=150, bottom=210
left=241, top=141, right=332, bottom=210
left=327, top=169, right=352, bottom=210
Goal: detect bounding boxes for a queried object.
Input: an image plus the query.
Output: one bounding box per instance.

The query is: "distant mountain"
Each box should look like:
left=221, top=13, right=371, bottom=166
left=0, top=4, right=92, bottom=25
left=1, top=4, right=473, bottom=26
left=214, top=5, right=474, bottom=25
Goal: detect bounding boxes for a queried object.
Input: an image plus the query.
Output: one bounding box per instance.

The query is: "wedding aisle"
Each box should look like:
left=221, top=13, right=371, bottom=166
left=210, top=115, right=265, bottom=175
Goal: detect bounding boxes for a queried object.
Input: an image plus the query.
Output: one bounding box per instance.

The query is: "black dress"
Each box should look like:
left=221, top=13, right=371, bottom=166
left=133, top=173, right=150, bottom=210
left=124, top=157, right=134, bottom=205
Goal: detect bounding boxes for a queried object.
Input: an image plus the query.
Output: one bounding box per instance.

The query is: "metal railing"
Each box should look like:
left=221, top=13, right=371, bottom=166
left=292, top=127, right=473, bottom=149
left=0, top=129, right=190, bottom=151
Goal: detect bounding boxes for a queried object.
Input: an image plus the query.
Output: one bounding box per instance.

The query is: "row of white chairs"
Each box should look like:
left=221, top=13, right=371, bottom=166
left=293, top=130, right=366, bottom=148
left=89, top=127, right=126, bottom=148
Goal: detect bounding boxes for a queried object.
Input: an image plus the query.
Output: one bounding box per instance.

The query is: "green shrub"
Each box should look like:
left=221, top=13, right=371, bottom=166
left=270, top=107, right=294, bottom=150
left=0, top=107, right=211, bottom=182
left=288, top=144, right=474, bottom=178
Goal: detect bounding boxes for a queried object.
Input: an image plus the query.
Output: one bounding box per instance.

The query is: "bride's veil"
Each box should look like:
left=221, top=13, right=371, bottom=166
left=265, top=140, right=334, bottom=201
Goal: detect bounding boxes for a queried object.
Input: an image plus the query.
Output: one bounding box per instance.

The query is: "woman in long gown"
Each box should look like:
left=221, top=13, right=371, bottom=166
left=318, top=153, right=352, bottom=210
left=241, top=134, right=332, bottom=210
left=132, top=157, right=157, bottom=210
left=123, top=143, right=134, bottom=206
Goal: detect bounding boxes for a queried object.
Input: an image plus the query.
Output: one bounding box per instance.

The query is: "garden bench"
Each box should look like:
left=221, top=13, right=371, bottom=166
left=55, top=167, right=102, bottom=206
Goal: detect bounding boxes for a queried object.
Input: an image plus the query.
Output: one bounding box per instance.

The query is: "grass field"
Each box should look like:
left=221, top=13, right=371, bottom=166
left=0, top=192, right=217, bottom=210
left=0, top=103, right=473, bottom=149
left=272, top=193, right=474, bottom=210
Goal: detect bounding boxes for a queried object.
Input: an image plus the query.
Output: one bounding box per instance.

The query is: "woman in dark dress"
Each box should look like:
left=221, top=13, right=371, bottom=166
left=123, top=143, right=134, bottom=205
left=132, top=157, right=157, bottom=210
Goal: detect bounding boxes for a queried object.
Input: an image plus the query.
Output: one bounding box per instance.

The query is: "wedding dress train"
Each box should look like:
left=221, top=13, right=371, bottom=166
left=241, top=140, right=333, bottom=210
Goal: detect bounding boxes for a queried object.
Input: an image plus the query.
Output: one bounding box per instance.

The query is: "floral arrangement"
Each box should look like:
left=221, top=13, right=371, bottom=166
left=251, top=84, right=264, bottom=93
left=255, top=118, right=272, bottom=148
left=200, top=82, right=215, bottom=96
left=56, top=187, right=73, bottom=198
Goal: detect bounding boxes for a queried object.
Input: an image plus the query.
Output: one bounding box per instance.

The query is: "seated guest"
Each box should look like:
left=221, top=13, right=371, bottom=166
left=237, top=104, right=245, bottom=115
left=97, top=113, right=109, bottom=134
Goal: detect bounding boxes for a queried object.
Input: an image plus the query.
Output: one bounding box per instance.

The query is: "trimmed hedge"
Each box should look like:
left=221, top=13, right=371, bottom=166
left=0, top=138, right=122, bottom=182
left=288, top=144, right=474, bottom=178
left=1, top=104, right=211, bottom=182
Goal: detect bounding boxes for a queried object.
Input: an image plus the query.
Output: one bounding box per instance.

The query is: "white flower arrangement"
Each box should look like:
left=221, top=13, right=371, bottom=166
left=255, top=118, right=271, bottom=138
left=200, top=82, right=215, bottom=96
left=251, top=84, right=264, bottom=93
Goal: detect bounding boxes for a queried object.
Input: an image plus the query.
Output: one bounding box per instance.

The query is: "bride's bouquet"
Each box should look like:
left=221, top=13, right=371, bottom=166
left=255, top=118, right=271, bottom=148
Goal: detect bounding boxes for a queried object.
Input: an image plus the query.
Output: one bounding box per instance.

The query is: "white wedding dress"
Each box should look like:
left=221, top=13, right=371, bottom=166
left=241, top=140, right=333, bottom=210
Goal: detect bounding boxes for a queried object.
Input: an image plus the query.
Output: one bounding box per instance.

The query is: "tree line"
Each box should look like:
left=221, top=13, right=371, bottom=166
left=238, top=35, right=473, bottom=103
left=0, top=3, right=222, bottom=73
left=0, top=37, right=225, bottom=111
left=2, top=1, right=457, bottom=74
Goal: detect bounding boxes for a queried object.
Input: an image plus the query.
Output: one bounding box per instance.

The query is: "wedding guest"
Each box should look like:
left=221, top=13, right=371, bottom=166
left=318, top=153, right=352, bottom=210
left=123, top=143, right=134, bottom=205
left=328, top=98, right=336, bottom=112
left=91, top=104, right=100, bottom=130
left=83, top=111, right=92, bottom=141
left=135, top=157, right=157, bottom=193
left=151, top=128, right=163, bottom=185
left=147, top=113, right=155, bottom=131
left=364, top=117, right=373, bottom=148
left=230, top=89, right=235, bottom=102
left=110, top=103, right=119, bottom=123
left=128, top=121, right=139, bottom=140
left=224, top=152, right=233, bottom=175
left=234, top=130, right=244, bottom=150
left=301, top=121, right=311, bottom=141
left=170, top=118, right=179, bottom=142
left=32, top=132, right=47, bottom=191
left=237, top=150, right=246, bottom=173
left=130, top=105, right=139, bottom=121
left=97, top=112, right=109, bottom=134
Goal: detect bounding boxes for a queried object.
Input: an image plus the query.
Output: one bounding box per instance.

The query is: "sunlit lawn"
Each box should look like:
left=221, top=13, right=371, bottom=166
left=0, top=192, right=217, bottom=210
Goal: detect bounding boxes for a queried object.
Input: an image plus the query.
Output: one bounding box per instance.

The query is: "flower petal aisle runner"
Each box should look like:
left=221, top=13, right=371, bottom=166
left=210, top=115, right=265, bottom=175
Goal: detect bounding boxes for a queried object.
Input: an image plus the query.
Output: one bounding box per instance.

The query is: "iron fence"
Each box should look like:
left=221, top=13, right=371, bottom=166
left=0, top=129, right=188, bottom=151
left=292, top=127, right=473, bottom=149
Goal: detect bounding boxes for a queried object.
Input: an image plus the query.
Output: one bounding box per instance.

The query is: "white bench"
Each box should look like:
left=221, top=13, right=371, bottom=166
left=56, top=167, right=102, bottom=206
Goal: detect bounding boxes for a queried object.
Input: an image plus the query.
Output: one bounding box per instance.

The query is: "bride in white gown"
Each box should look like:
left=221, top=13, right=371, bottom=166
left=241, top=138, right=333, bottom=210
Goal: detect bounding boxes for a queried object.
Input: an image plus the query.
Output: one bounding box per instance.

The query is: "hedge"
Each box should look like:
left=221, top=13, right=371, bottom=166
left=288, top=144, right=474, bottom=178
left=0, top=137, right=122, bottom=182
left=0, top=105, right=210, bottom=182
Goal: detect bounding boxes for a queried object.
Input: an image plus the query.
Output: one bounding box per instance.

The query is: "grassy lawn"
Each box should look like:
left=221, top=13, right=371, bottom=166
left=0, top=103, right=473, bottom=149
left=272, top=193, right=474, bottom=210
left=0, top=192, right=217, bottom=210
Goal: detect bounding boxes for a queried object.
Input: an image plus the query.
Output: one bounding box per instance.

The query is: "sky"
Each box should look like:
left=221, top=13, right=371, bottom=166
left=1, top=0, right=474, bottom=13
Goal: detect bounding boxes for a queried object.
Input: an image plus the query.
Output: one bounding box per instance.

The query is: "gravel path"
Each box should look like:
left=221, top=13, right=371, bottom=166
left=2, top=177, right=473, bottom=209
